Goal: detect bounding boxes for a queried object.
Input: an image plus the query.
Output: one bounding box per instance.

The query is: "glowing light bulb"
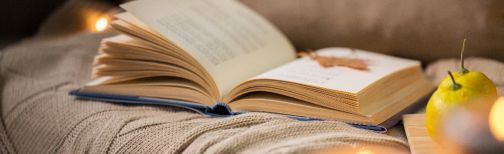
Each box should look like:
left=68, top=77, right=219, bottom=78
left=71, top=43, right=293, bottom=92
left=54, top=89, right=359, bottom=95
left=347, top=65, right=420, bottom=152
left=490, top=97, right=504, bottom=141
left=95, top=17, right=109, bottom=32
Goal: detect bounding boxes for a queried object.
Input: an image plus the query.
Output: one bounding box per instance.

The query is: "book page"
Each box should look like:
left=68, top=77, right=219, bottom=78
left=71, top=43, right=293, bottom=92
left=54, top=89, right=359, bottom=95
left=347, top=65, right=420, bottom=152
left=121, top=0, right=296, bottom=97
left=115, top=13, right=150, bottom=31
left=253, top=48, right=421, bottom=93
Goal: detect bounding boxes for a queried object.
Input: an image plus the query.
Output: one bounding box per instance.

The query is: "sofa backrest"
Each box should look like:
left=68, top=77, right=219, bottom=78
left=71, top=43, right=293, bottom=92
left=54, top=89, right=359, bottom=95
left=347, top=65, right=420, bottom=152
left=241, top=0, right=504, bottom=63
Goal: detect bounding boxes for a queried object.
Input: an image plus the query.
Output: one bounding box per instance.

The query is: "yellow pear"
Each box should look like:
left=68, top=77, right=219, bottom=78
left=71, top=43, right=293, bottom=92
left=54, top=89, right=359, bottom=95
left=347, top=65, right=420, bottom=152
left=425, top=39, right=498, bottom=141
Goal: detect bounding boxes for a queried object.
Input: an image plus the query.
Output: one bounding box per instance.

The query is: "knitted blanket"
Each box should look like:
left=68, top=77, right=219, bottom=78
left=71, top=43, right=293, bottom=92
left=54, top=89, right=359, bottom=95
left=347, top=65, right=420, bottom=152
left=0, top=33, right=502, bottom=153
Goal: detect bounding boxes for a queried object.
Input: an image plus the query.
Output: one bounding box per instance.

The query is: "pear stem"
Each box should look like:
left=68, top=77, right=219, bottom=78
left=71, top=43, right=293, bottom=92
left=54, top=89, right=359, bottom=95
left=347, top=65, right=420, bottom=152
left=460, top=38, right=468, bottom=73
left=448, top=71, right=461, bottom=90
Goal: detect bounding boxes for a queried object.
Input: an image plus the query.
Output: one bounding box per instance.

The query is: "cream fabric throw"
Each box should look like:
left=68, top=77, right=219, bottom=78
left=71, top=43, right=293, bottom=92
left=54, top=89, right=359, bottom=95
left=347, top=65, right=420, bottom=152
left=0, top=33, right=408, bottom=153
left=0, top=32, right=502, bottom=153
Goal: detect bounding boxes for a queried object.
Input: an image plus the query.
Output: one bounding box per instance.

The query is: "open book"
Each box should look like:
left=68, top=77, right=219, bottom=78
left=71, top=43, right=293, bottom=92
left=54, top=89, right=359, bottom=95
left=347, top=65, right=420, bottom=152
left=70, top=0, right=433, bottom=130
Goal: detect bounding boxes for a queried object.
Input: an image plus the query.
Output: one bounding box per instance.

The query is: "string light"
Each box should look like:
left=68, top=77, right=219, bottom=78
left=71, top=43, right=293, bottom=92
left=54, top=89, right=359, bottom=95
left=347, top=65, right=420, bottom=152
left=488, top=97, right=504, bottom=141
left=95, top=16, right=109, bottom=32
left=490, top=97, right=504, bottom=141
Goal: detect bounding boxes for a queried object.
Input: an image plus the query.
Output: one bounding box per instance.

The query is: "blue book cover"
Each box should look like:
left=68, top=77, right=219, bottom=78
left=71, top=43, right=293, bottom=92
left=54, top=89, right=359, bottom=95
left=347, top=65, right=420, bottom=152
left=69, top=89, right=431, bottom=132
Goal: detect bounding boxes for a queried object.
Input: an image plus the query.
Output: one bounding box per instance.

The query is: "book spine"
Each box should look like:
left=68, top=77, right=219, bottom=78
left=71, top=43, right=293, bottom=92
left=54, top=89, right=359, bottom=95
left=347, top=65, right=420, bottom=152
left=208, top=102, right=235, bottom=116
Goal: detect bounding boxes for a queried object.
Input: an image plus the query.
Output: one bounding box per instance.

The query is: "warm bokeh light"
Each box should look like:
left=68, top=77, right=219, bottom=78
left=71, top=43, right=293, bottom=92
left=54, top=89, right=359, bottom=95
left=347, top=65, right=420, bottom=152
left=490, top=97, right=504, bottom=141
left=95, top=17, right=109, bottom=32
left=356, top=149, right=375, bottom=154
left=314, top=145, right=408, bottom=154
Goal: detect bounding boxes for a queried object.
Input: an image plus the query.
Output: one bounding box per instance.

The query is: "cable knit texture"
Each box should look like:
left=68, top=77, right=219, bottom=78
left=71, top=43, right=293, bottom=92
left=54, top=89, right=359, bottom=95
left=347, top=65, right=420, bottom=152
left=0, top=32, right=502, bottom=153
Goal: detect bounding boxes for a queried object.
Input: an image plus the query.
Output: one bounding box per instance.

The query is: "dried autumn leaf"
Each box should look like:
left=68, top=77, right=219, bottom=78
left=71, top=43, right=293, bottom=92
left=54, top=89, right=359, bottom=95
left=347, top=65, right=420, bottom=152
left=298, top=50, right=368, bottom=70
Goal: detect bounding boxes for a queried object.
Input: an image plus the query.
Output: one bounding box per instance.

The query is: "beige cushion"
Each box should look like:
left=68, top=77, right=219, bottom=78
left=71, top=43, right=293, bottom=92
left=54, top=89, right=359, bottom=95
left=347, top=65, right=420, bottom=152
left=241, top=0, right=504, bottom=62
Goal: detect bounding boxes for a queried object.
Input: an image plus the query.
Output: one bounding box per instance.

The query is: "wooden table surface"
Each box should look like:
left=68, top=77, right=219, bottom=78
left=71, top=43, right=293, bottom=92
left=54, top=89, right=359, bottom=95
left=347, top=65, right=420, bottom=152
left=403, top=114, right=440, bottom=154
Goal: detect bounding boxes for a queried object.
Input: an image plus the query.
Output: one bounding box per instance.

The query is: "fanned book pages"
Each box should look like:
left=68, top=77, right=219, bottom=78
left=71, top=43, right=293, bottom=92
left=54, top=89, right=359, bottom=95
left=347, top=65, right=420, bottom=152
left=70, top=0, right=434, bottom=131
